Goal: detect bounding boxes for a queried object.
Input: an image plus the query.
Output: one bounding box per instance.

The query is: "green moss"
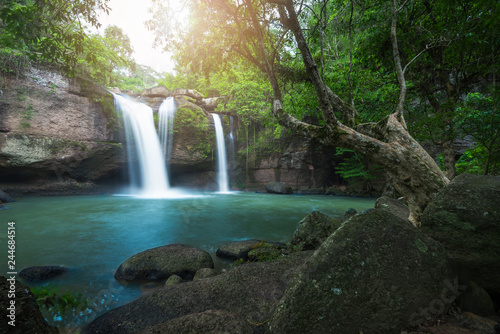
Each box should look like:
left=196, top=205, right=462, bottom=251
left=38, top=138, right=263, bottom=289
left=415, top=239, right=428, bottom=253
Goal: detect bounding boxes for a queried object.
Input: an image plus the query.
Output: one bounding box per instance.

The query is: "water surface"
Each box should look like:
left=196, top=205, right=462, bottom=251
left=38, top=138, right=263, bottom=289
left=0, top=191, right=374, bottom=329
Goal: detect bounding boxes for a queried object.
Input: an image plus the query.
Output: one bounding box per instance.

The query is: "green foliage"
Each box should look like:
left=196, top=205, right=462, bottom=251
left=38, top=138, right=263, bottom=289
left=31, top=285, right=89, bottom=324
left=19, top=103, right=36, bottom=130
left=335, top=148, right=383, bottom=183
left=455, top=147, right=493, bottom=175
left=454, top=92, right=500, bottom=175
left=0, top=47, right=31, bottom=77
left=0, top=0, right=111, bottom=75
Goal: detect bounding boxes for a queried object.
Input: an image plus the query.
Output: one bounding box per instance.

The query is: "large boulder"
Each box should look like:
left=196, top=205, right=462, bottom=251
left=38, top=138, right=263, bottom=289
left=141, top=86, right=171, bottom=98
left=172, top=88, right=204, bottom=101
left=266, top=181, right=293, bottom=194
left=216, top=239, right=285, bottom=261
left=0, top=190, right=15, bottom=203
left=84, top=251, right=312, bottom=334
left=115, top=244, right=214, bottom=282
left=269, top=209, right=456, bottom=334
left=289, top=211, right=341, bottom=251
left=19, top=265, right=69, bottom=282
left=1, top=276, right=59, bottom=333
left=375, top=196, right=410, bottom=221
left=421, top=174, right=500, bottom=296
left=138, top=310, right=253, bottom=334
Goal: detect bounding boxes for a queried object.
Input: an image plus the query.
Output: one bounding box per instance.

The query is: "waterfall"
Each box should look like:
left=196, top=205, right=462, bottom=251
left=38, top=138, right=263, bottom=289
left=227, top=116, right=236, bottom=170
left=113, top=93, right=170, bottom=197
left=212, top=114, right=230, bottom=193
left=158, top=97, right=176, bottom=169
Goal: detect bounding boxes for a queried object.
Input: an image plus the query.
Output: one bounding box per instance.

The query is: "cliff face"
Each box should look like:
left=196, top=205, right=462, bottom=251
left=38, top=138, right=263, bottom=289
left=0, top=68, right=124, bottom=195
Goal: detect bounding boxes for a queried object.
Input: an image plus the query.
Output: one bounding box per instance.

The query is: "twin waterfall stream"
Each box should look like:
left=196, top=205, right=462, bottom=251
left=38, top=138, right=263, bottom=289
left=112, top=93, right=231, bottom=196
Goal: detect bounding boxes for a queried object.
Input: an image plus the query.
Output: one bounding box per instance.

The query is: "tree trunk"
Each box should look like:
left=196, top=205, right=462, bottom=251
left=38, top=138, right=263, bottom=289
left=442, top=139, right=456, bottom=179
left=262, top=0, right=449, bottom=225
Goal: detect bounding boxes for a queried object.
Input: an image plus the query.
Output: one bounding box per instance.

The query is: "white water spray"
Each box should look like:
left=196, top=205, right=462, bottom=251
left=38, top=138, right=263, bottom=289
left=158, top=97, right=176, bottom=165
left=113, top=93, right=169, bottom=196
left=212, top=114, right=230, bottom=193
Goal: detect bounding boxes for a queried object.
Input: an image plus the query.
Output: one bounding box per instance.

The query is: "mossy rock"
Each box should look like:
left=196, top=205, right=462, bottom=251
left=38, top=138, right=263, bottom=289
left=115, top=244, right=214, bottom=282
left=269, top=209, right=456, bottom=334
left=289, top=210, right=342, bottom=251
left=421, top=174, right=500, bottom=296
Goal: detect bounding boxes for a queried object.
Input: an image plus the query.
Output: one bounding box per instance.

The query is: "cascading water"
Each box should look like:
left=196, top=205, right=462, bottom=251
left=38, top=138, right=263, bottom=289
left=212, top=113, right=230, bottom=193
left=113, top=93, right=170, bottom=196
left=227, top=115, right=236, bottom=170
left=158, top=97, right=176, bottom=167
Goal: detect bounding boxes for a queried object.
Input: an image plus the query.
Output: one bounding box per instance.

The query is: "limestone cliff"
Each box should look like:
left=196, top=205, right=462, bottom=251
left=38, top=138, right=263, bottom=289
left=0, top=67, right=124, bottom=195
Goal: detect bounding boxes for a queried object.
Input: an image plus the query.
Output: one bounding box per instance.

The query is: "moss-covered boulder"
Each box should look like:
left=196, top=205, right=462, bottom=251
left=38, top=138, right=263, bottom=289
left=216, top=239, right=285, bottom=261
left=269, top=209, right=456, bottom=334
left=84, top=251, right=312, bottom=334
left=289, top=210, right=341, bottom=251
left=0, top=276, right=59, bottom=333
left=115, top=244, right=214, bottom=282
left=375, top=196, right=410, bottom=221
left=421, top=174, right=500, bottom=296
left=138, top=310, right=253, bottom=334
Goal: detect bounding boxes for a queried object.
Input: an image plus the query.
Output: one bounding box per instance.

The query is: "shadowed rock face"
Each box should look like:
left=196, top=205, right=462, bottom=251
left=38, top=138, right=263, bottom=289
left=115, top=244, right=214, bottom=282
left=421, top=174, right=500, bottom=297
left=289, top=210, right=342, bottom=251
left=0, top=276, right=59, bottom=334
left=269, top=209, right=456, bottom=334
left=84, top=251, right=313, bottom=334
left=137, top=310, right=253, bottom=334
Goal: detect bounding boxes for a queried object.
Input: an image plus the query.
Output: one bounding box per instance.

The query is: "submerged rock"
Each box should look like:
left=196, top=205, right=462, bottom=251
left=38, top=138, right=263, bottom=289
left=84, top=251, right=312, bottom=334
left=138, top=310, right=253, bottom=334
left=0, top=190, right=15, bottom=203
left=19, top=265, right=69, bottom=282
left=115, top=244, right=214, bottom=282
left=265, top=181, right=293, bottom=194
left=216, top=239, right=285, bottom=261
left=0, top=276, right=58, bottom=333
left=421, top=174, right=500, bottom=296
left=269, top=209, right=456, bottom=334
left=289, top=210, right=341, bottom=251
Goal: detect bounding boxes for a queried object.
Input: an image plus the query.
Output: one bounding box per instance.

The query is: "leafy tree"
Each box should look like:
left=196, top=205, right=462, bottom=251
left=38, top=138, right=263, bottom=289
left=455, top=92, right=500, bottom=175
left=0, top=0, right=111, bottom=74
left=147, top=0, right=497, bottom=225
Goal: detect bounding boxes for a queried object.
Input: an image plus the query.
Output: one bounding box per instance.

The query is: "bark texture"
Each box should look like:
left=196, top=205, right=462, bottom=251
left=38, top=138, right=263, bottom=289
left=263, top=0, right=449, bottom=225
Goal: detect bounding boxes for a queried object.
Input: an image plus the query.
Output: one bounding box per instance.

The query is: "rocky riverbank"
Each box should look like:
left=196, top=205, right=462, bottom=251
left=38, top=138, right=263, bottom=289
left=3, top=174, right=498, bottom=334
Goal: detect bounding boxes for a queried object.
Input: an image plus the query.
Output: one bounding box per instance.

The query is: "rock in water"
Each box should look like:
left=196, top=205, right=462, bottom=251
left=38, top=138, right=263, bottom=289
left=115, top=244, right=214, bottom=281
left=289, top=211, right=341, bottom=251
left=19, top=265, right=69, bottom=282
left=265, top=181, right=293, bottom=194
left=269, top=209, right=456, bottom=334
left=421, top=174, right=500, bottom=296
left=0, top=190, right=15, bottom=203
left=84, top=252, right=312, bottom=334
left=216, top=239, right=285, bottom=261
